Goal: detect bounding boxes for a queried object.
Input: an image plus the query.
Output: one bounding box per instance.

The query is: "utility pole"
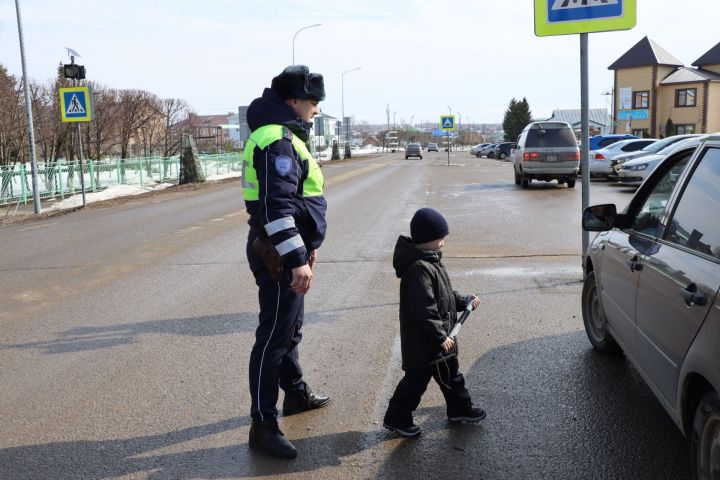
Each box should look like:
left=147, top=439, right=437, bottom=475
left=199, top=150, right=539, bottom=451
left=14, top=0, right=41, bottom=213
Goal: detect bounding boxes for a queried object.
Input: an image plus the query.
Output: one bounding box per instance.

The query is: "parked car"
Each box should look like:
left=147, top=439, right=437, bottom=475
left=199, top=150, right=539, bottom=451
left=581, top=133, right=720, bottom=479
left=405, top=143, right=422, bottom=159
left=610, top=134, right=702, bottom=177
left=478, top=144, right=497, bottom=158
left=470, top=143, right=489, bottom=155
left=588, top=133, right=639, bottom=152
left=494, top=142, right=516, bottom=160
left=427, top=143, right=439, bottom=152
left=617, top=136, right=707, bottom=186
left=590, top=138, right=658, bottom=178
left=512, top=121, right=579, bottom=188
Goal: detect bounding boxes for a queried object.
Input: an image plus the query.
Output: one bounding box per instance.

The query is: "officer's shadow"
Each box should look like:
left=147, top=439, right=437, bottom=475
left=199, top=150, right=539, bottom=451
left=2, top=411, right=461, bottom=479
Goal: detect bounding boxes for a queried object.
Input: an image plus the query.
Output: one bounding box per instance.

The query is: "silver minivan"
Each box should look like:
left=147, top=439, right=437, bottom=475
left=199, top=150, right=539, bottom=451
left=582, top=133, right=720, bottom=479
left=512, top=121, right=580, bottom=188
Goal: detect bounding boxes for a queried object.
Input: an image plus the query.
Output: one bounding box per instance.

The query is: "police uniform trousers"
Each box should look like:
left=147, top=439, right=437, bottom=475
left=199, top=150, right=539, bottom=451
left=385, top=356, right=472, bottom=422
left=246, top=230, right=306, bottom=422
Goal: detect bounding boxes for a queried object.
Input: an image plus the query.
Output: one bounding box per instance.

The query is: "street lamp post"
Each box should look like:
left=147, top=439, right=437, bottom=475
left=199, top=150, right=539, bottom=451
left=446, top=106, right=453, bottom=160
left=13, top=0, right=41, bottom=213
left=341, top=66, right=361, bottom=159
left=292, top=23, right=321, bottom=64
left=457, top=111, right=462, bottom=148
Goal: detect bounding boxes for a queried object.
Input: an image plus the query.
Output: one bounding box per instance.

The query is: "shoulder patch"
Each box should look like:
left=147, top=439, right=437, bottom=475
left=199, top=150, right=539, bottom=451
left=274, top=155, right=293, bottom=176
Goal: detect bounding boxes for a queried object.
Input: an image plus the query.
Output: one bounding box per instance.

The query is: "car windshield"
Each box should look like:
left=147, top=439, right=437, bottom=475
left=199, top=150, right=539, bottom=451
left=526, top=127, right=577, bottom=148
left=657, top=137, right=698, bottom=154
left=641, top=136, right=692, bottom=153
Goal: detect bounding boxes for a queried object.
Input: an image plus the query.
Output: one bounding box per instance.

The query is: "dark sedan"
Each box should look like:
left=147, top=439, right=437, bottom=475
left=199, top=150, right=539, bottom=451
left=405, top=143, right=422, bottom=159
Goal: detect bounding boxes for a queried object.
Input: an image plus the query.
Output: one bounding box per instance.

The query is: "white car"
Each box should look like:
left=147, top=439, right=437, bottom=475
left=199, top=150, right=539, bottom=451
left=589, top=139, right=657, bottom=178
left=610, top=134, right=702, bottom=177
left=618, top=136, right=707, bottom=186
left=470, top=143, right=489, bottom=155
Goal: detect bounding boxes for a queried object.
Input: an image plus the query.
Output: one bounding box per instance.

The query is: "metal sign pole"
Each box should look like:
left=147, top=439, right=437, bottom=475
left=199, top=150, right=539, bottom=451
left=447, top=130, right=450, bottom=166
left=580, top=33, right=590, bottom=262
left=72, top=77, right=87, bottom=208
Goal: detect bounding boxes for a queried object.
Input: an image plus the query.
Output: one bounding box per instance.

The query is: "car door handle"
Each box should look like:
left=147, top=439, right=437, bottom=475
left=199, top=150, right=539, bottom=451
left=681, top=283, right=707, bottom=307
left=627, top=255, right=643, bottom=272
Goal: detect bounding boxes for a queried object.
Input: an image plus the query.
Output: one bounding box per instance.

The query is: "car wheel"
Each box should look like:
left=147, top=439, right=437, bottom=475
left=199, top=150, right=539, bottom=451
left=581, top=272, right=620, bottom=354
left=691, top=391, right=720, bottom=480
left=488, top=152, right=495, bottom=159
left=520, top=172, right=530, bottom=189
left=567, top=177, right=576, bottom=188
left=405, top=156, right=408, bottom=160
left=476, top=152, right=482, bottom=158
left=499, top=152, right=506, bottom=159
left=514, top=170, right=521, bottom=185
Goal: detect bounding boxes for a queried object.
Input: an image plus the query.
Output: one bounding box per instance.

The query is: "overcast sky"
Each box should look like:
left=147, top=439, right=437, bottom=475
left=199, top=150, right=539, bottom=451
left=1, top=0, right=717, bottom=125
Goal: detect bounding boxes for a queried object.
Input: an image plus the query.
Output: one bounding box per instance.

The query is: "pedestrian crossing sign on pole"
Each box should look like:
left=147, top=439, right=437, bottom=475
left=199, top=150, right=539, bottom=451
left=440, top=115, right=456, bottom=131
left=534, top=0, right=636, bottom=36
left=59, top=86, right=94, bottom=122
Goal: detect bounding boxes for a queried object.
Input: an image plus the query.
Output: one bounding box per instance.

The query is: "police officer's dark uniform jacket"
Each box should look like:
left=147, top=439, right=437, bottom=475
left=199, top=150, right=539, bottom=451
left=243, top=66, right=327, bottom=431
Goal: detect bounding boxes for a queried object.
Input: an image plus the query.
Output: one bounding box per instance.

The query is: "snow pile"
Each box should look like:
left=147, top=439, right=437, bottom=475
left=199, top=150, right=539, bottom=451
left=45, top=171, right=241, bottom=212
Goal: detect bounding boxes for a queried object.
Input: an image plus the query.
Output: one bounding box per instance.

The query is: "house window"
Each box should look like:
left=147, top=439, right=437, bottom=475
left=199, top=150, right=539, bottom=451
left=633, top=91, right=649, bottom=109
left=676, top=88, right=697, bottom=107
left=676, top=124, right=695, bottom=134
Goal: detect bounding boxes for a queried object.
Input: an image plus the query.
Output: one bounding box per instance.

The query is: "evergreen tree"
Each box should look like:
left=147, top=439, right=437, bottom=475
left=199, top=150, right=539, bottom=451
left=502, top=97, right=533, bottom=141
left=664, top=118, right=674, bottom=138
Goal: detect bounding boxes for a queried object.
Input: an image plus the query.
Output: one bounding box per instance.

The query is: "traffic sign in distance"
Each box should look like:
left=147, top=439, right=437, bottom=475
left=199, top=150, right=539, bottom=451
left=440, top=115, right=456, bottom=131
left=59, top=86, right=94, bottom=122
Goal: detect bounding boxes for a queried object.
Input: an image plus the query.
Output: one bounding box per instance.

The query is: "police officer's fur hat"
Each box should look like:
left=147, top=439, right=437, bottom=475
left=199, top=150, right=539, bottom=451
left=271, top=65, right=325, bottom=102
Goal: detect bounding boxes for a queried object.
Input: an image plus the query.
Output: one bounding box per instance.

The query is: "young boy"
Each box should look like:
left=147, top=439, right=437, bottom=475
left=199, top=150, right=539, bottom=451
left=384, top=207, right=484, bottom=438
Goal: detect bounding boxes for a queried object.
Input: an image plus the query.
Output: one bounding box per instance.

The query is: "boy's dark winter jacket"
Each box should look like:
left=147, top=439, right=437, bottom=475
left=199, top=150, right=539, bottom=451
left=393, top=235, right=467, bottom=370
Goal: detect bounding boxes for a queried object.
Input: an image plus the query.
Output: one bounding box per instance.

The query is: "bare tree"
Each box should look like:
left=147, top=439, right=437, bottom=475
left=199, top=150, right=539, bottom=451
left=158, top=98, right=194, bottom=157
left=115, top=89, right=159, bottom=159
left=84, top=83, right=121, bottom=160
left=0, top=64, right=25, bottom=166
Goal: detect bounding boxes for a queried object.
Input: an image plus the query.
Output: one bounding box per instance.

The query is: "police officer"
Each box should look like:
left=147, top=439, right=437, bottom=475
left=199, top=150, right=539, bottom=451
left=243, top=65, right=330, bottom=459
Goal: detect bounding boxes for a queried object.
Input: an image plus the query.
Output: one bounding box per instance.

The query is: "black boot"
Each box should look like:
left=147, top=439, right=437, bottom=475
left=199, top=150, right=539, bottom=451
left=248, top=417, right=297, bottom=459
left=448, top=406, right=486, bottom=423
left=383, top=411, right=421, bottom=438
left=283, top=383, right=331, bottom=416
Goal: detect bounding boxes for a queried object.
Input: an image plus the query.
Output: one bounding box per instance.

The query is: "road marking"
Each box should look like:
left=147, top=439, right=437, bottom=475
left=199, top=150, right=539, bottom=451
left=17, top=222, right=57, bottom=232
left=327, top=164, right=385, bottom=185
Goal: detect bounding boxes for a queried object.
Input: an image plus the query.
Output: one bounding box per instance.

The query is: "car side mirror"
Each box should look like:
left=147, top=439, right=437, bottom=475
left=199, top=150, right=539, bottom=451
left=583, top=204, right=618, bottom=231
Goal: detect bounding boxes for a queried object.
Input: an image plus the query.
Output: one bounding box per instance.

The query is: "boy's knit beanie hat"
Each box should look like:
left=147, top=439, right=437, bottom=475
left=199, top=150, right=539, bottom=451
left=411, top=208, right=449, bottom=244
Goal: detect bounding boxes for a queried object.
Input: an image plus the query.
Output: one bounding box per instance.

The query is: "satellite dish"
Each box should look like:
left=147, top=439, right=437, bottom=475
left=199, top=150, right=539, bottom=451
left=64, top=47, right=81, bottom=58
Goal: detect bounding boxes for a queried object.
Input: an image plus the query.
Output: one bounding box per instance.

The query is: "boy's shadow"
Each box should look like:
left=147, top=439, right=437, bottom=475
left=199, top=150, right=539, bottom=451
left=2, top=413, right=441, bottom=479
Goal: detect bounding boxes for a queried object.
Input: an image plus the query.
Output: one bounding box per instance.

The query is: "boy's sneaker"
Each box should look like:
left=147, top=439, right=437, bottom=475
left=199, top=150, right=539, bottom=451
left=448, top=406, right=486, bottom=423
left=383, top=418, right=421, bottom=438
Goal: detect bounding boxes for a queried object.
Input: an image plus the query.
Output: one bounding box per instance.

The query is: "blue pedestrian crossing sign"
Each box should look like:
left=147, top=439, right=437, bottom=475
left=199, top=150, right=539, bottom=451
left=534, top=0, right=636, bottom=36
left=59, top=86, right=94, bottom=122
left=440, top=115, right=456, bottom=131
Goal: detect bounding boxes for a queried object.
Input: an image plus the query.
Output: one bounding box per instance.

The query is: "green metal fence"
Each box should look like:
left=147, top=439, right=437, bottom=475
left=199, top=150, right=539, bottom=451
left=0, top=153, right=242, bottom=206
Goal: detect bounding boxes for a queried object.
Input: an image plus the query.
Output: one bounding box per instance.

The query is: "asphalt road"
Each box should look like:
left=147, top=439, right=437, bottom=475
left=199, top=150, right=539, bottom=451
left=0, top=151, right=691, bottom=479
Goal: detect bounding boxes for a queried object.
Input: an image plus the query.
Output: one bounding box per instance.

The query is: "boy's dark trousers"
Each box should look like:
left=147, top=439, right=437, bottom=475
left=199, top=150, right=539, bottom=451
left=385, top=356, right=472, bottom=424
